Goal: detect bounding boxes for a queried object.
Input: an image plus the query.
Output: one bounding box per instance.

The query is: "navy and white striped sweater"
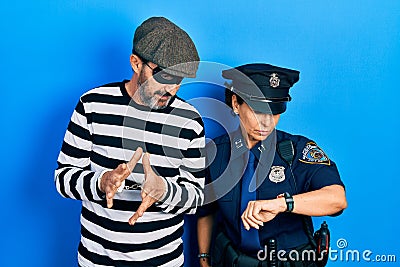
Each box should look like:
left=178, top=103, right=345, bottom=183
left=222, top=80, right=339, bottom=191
left=55, top=80, right=205, bottom=267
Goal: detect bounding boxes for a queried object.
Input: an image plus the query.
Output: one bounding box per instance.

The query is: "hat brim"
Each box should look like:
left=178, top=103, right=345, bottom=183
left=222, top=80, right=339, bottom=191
left=161, top=62, right=199, bottom=78
left=234, top=90, right=287, bottom=114
left=245, top=98, right=287, bottom=115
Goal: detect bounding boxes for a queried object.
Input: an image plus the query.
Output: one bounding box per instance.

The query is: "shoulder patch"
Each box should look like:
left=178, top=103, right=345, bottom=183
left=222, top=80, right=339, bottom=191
left=299, top=142, right=331, bottom=165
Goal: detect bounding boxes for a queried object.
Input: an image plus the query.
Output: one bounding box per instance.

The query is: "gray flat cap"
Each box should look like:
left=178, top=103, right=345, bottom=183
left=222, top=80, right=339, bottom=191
left=133, top=17, right=200, bottom=78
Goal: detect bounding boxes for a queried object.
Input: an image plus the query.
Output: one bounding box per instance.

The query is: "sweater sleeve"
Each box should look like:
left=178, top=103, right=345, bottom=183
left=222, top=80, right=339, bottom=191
left=155, top=118, right=206, bottom=215
left=54, top=98, right=105, bottom=202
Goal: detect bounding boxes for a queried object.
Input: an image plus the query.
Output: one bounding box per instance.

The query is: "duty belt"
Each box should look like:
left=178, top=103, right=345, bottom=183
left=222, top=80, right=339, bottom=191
left=212, top=232, right=318, bottom=267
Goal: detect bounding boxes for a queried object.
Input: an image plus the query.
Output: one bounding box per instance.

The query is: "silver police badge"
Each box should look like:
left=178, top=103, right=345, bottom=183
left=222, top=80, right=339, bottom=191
left=269, top=73, right=280, bottom=88
left=269, top=166, right=285, bottom=183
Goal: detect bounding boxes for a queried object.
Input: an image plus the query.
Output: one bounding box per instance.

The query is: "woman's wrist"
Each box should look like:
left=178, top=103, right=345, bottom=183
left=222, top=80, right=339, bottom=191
left=198, top=252, right=210, bottom=259
left=198, top=252, right=210, bottom=266
left=276, top=194, right=290, bottom=213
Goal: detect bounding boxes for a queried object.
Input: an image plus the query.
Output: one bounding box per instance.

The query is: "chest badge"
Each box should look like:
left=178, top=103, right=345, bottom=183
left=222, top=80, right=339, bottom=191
left=269, top=166, right=285, bottom=183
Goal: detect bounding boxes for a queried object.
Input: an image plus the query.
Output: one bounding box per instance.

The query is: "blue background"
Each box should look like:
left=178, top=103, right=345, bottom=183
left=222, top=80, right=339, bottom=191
left=1, top=1, right=399, bottom=266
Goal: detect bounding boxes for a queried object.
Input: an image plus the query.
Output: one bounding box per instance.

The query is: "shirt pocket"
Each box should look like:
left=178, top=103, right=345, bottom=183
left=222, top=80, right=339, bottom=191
left=258, top=178, right=294, bottom=199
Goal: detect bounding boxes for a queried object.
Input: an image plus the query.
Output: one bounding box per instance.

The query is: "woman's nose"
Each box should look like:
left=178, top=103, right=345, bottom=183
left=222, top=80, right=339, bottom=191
left=258, top=114, right=274, bottom=127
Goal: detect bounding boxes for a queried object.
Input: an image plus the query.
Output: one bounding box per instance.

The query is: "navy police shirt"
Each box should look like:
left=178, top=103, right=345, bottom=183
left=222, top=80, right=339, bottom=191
left=198, top=128, right=344, bottom=253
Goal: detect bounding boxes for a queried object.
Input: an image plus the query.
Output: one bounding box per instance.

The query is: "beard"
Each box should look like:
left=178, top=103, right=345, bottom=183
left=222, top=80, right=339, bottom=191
left=137, top=69, right=172, bottom=109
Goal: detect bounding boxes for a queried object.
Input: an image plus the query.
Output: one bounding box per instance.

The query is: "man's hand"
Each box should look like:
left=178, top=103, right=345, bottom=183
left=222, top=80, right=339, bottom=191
left=100, top=147, right=143, bottom=209
left=129, top=152, right=166, bottom=225
left=241, top=198, right=286, bottom=230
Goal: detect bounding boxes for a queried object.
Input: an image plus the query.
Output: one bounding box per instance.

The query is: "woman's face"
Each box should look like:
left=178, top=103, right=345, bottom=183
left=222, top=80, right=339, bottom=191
left=232, top=95, right=280, bottom=148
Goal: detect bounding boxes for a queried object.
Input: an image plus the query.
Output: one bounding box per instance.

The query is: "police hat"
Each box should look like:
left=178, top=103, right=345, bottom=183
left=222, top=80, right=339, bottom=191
left=222, top=63, right=300, bottom=114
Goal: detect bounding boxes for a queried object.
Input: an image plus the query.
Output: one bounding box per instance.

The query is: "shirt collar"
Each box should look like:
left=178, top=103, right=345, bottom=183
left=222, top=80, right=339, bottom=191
left=230, top=127, right=276, bottom=166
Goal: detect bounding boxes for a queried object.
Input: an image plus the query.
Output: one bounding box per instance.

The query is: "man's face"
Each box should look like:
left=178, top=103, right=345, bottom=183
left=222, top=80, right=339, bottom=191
left=136, top=62, right=180, bottom=109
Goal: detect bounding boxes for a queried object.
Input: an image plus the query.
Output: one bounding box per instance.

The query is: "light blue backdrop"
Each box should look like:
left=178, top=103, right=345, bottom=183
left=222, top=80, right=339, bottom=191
left=1, top=1, right=399, bottom=266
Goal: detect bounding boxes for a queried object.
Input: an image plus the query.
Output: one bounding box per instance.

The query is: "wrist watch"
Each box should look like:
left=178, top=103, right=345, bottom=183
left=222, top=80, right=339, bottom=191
left=283, top=192, right=294, bottom=212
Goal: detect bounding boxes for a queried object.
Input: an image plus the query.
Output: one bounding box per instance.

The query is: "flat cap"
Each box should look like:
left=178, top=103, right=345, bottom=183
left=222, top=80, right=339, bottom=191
left=133, top=17, right=200, bottom=78
left=222, top=63, right=300, bottom=114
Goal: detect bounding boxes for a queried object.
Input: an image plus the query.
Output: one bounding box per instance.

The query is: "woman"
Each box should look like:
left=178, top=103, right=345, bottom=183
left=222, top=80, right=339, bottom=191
left=197, top=63, right=347, bottom=267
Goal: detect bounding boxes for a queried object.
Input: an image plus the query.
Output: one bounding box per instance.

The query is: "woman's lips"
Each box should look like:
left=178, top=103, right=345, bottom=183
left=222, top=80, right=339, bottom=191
left=257, top=130, right=270, bottom=136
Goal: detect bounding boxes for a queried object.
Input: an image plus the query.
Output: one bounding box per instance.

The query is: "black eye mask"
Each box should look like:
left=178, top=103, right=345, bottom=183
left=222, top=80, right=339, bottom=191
left=144, top=61, right=183, bottom=84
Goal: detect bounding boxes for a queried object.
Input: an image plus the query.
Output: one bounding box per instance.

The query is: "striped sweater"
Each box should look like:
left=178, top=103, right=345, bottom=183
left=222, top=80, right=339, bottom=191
left=54, top=81, right=205, bottom=267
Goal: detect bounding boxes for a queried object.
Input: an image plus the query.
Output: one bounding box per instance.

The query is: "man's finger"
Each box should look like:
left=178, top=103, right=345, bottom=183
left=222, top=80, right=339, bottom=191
left=127, top=147, right=143, bottom=172
left=106, top=189, right=115, bottom=209
left=142, top=152, right=153, bottom=177
left=128, top=195, right=156, bottom=225
left=128, top=211, right=140, bottom=226
left=107, top=198, right=113, bottom=209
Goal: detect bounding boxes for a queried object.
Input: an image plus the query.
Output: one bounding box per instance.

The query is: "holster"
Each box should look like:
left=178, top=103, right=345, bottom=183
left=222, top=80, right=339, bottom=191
left=212, top=232, right=237, bottom=267
left=211, top=231, right=322, bottom=267
left=211, top=232, right=266, bottom=267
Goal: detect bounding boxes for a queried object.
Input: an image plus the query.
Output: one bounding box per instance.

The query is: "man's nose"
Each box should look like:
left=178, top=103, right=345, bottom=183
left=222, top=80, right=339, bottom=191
left=163, top=84, right=179, bottom=95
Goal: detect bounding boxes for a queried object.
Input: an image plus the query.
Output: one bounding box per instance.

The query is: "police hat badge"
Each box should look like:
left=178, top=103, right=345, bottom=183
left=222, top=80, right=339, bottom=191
left=269, top=73, right=280, bottom=88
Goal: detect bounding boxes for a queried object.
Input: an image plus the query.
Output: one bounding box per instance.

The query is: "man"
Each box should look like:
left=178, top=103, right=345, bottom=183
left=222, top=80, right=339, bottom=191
left=55, top=17, right=205, bottom=267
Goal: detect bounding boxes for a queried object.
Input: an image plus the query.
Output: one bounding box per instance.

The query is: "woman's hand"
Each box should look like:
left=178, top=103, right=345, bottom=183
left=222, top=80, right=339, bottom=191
left=199, top=258, right=211, bottom=267
left=241, top=198, right=286, bottom=230
left=241, top=185, right=347, bottom=230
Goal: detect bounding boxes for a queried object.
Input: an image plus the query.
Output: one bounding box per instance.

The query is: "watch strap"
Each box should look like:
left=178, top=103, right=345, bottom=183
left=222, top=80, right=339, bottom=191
left=283, top=192, right=294, bottom=212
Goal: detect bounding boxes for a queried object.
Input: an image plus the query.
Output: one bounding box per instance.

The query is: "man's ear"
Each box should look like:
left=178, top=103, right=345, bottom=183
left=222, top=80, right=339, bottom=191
left=130, top=54, right=142, bottom=74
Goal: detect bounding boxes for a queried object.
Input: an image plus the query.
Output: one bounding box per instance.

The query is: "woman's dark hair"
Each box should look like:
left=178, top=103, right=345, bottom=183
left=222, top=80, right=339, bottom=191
left=224, top=82, right=244, bottom=109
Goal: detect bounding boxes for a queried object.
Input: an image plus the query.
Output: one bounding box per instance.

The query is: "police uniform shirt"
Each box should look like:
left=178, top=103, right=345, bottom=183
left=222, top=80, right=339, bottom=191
left=198, top=128, right=344, bottom=253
